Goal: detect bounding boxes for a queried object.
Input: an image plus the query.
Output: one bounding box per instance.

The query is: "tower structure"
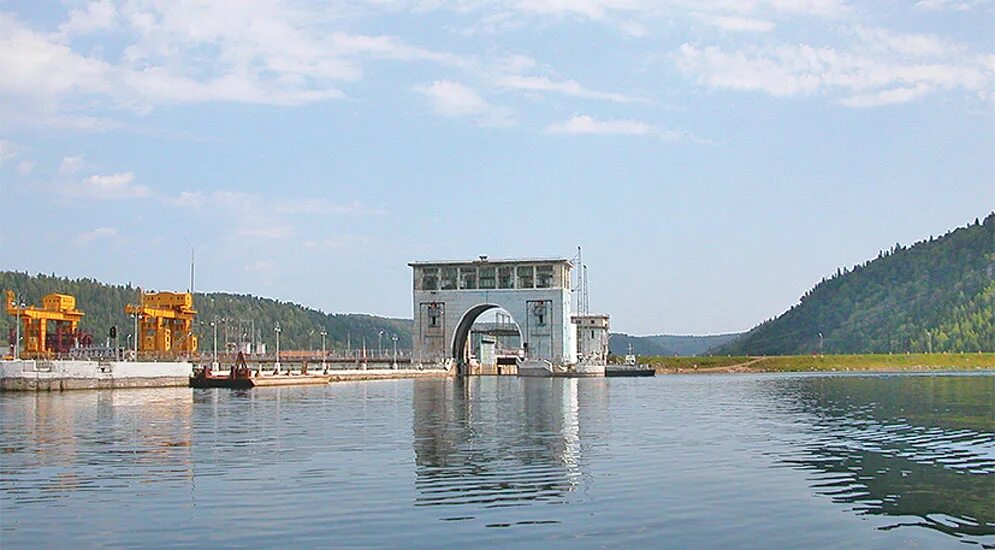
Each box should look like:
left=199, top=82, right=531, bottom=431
left=125, top=291, right=198, bottom=356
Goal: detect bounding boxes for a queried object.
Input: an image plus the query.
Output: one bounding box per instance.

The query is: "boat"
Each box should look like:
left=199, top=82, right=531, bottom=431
left=190, top=352, right=255, bottom=389
left=605, top=346, right=655, bottom=377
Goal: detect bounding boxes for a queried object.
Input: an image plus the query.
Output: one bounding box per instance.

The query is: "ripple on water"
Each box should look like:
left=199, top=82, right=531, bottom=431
left=0, top=374, right=992, bottom=548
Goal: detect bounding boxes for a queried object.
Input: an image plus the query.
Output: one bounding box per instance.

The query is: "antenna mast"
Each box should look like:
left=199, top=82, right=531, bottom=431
left=189, top=247, right=196, bottom=295
left=583, top=264, right=590, bottom=314
left=575, top=246, right=583, bottom=313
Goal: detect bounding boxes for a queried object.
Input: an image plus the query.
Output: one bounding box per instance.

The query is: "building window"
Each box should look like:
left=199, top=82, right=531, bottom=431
left=460, top=267, right=478, bottom=290
left=517, top=266, right=534, bottom=288
left=425, top=303, right=443, bottom=330
left=498, top=267, right=514, bottom=289
left=421, top=268, right=439, bottom=291
left=532, top=301, right=547, bottom=326
left=441, top=267, right=458, bottom=290
left=536, top=265, right=553, bottom=288
left=479, top=267, right=496, bottom=289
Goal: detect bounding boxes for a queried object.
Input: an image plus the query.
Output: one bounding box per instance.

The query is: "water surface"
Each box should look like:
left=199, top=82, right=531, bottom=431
left=1, top=373, right=992, bottom=548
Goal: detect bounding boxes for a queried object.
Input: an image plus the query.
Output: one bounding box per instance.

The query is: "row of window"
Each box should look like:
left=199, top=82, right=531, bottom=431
left=420, top=265, right=558, bottom=291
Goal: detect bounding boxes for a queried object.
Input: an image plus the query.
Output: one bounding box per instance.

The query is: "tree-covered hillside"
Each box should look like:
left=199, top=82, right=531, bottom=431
left=609, top=333, right=742, bottom=356
left=0, top=272, right=412, bottom=351
left=719, top=214, right=994, bottom=355
left=608, top=333, right=675, bottom=356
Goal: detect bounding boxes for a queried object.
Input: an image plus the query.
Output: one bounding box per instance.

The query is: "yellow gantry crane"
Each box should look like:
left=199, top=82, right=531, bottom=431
left=125, top=291, right=198, bottom=356
left=6, top=290, right=85, bottom=359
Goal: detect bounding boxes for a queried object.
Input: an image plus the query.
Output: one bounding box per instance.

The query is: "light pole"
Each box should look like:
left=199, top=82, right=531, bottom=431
left=818, top=332, right=824, bottom=356
left=926, top=330, right=932, bottom=354
left=378, top=330, right=385, bottom=359
left=211, top=320, right=218, bottom=367
left=11, top=294, right=20, bottom=359
left=274, top=323, right=282, bottom=372
left=320, top=330, right=327, bottom=369
left=392, top=334, right=398, bottom=369
left=133, top=312, right=140, bottom=357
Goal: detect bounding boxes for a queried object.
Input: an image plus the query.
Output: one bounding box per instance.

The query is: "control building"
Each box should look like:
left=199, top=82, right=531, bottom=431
left=410, top=257, right=577, bottom=371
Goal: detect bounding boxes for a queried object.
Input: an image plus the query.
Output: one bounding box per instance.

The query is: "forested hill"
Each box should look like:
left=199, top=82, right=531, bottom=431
left=719, top=213, right=994, bottom=355
left=0, top=272, right=413, bottom=350
left=609, top=333, right=742, bottom=356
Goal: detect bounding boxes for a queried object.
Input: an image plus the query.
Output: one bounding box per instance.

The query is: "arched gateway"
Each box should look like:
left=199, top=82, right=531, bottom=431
left=410, top=257, right=577, bottom=373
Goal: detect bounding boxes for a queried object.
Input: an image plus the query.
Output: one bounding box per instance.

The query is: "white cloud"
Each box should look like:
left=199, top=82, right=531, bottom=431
left=0, top=140, right=17, bottom=165
left=414, top=80, right=514, bottom=126
left=494, top=75, right=644, bottom=103
left=58, top=0, right=118, bottom=37
left=546, top=114, right=655, bottom=135
left=59, top=155, right=86, bottom=175
left=16, top=160, right=36, bottom=175
left=76, top=226, right=118, bottom=244
left=0, top=6, right=473, bottom=129
left=915, top=0, right=993, bottom=11
left=855, top=26, right=963, bottom=58
left=674, top=43, right=993, bottom=105
left=74, top=172, right=151, bottom=199
left=277, top=198, right=386, bottom=216
left=694, top=14, right=775, bottom=32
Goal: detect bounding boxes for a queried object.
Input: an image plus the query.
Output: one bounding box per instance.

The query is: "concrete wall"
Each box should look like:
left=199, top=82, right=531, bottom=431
left=412, top=287, right=576, bottom=366
left=0, top=360, right=192, bottom=391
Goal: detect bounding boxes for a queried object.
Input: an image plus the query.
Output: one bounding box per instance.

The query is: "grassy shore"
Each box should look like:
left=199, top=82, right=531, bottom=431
left=638, top=353, right=995, bottom=374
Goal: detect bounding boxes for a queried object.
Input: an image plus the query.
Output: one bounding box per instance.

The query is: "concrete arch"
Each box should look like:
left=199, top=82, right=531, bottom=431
left=450, top=304, right=523, bottom=368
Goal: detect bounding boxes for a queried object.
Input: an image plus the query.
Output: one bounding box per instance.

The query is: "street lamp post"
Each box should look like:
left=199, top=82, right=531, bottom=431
left=818, top=332, right=824, bottom=356
left=320, top=330, right=327, bottom=370
left=211, top=320, right=218, bottom=367
left=274, top=324, right=282, bottom=373
left=378, top=330, right=385, bottom=360
left=133, top=312, right=140, bottom=357
left=11, top=294, right=20, bottom=360
left=392, top=334, right=398, bottom=369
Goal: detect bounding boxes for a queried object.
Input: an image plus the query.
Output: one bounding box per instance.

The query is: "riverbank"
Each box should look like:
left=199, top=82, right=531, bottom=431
left=639, top=353, right=995, bottom=374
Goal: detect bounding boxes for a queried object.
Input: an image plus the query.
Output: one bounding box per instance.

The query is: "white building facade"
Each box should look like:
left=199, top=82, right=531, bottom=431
left=410, top=257, right=577, bottom=371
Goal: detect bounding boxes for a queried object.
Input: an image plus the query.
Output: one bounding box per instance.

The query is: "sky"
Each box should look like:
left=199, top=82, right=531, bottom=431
left=0, top=0, right=992, bottom=336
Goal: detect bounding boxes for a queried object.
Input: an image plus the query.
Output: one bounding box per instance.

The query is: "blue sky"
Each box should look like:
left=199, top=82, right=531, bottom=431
left=1, top=0, right=992, bottom=335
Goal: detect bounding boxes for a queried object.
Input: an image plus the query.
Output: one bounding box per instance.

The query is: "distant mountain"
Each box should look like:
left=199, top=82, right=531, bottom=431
left=719, top=213, right=994, bottom=355
left=609, top=333, right=742, bottom=356
left=608, top=333, right=675, bottom=356
left=0, top=271, right=412, bottom=351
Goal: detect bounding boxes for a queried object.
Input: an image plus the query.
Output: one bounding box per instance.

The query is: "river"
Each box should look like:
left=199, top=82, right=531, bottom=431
left=1, top=372, right=992, bottom=548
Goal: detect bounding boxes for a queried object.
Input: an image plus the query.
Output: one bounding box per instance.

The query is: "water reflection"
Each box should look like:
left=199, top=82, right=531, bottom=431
left=0, top=388, right=194, bottom=507
left=412, top=377, right=608, bottom=512
left=762, top=374, right=995, bottom=543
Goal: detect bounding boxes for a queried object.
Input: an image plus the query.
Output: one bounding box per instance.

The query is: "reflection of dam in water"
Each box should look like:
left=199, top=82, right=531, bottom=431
left=411, top=377, right=608, bottom=509
left=758, top=374, right=995, bottom=542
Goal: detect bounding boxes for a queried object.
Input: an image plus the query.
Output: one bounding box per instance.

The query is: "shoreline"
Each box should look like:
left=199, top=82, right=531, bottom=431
left=639, top=353, right=995, bottom=375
